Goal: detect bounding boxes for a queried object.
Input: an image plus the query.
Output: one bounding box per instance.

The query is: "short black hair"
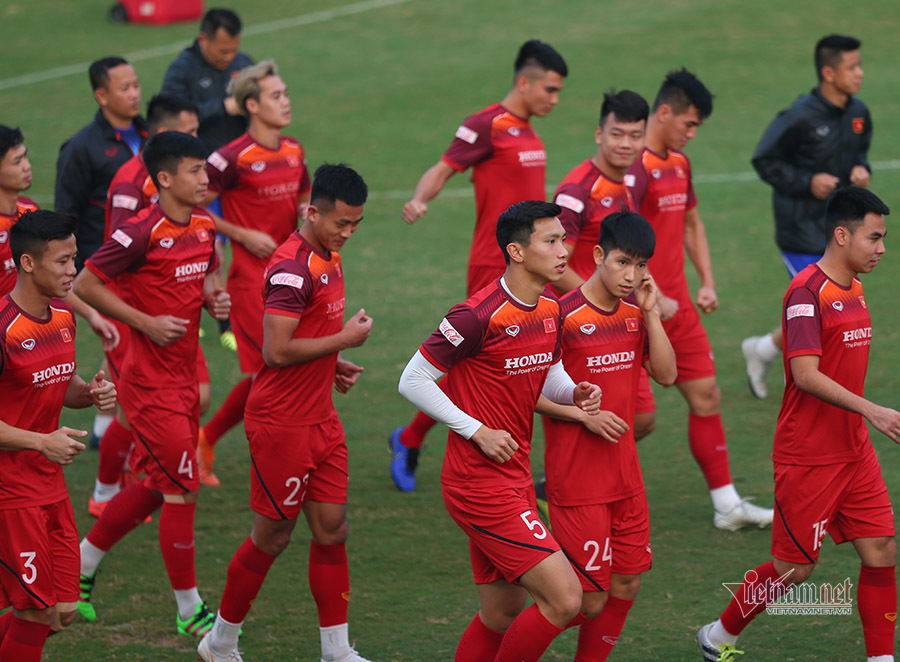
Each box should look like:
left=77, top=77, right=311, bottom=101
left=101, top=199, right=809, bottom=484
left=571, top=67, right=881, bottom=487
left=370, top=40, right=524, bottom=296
left=824, top=186, right=889, bottom=242
left=310, top=163, right=368, bottom=209
left=598, top=211, right=656, bottom=260
left=0, top=125, right=24, bottom=163
left=142, top=131, right=208, bottom=189
left=147, top=94, right=199, bottom=134
left=89, top=56, right=129, bottom=91
left=201, top=8, right=242, bottom=38
left=600, top=89, right=649, bottom=128
left=815, top=34, right=861, bottom=82
left=11, top=210, right=77, bottom=269
left=514, top=40, right=568, bottom=79
left=496, top=200, right=562, bottom=264
left=653, top=68, right=713, bottom=119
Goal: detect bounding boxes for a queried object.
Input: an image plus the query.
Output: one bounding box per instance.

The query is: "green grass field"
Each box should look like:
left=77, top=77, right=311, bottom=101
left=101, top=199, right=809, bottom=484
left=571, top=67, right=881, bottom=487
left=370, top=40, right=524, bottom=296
left=2, top=0, right=900, bottom=659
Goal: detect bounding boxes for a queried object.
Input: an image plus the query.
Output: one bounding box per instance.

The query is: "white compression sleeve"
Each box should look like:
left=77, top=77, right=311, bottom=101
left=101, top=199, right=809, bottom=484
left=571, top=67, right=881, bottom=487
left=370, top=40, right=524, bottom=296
left=398, top=350, right=483, bottom=440
left=541, top=360, right=577, bottom=405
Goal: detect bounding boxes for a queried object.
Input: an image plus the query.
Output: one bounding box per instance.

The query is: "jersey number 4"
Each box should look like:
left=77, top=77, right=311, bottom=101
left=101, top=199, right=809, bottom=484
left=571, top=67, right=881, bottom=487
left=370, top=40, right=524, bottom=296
left=583, top=538, right=612, bottom=572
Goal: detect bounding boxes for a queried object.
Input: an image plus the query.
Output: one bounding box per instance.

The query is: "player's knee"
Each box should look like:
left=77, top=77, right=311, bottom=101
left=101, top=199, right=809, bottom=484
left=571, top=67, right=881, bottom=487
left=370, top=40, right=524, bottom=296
left=579, top=590, right=608, bottom=619
left=554, top=584, right=584, bottom=623
left=261, top=529, right=293, bottom=556
left=311, top=519, right=349, bottom=546
left=610, top=573, right=641, bottom=601
left=689, top=384, right=721, bottom=416
left=776, top=561, right=814, bottom=584
left=633, top=413, right=655, bottom=441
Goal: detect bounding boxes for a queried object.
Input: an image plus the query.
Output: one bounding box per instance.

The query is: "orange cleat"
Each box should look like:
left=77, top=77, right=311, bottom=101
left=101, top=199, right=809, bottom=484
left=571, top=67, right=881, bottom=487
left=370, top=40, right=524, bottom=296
left=197, top=429, right=220, bottom=487
left=89, top=495, right=152, bottom=523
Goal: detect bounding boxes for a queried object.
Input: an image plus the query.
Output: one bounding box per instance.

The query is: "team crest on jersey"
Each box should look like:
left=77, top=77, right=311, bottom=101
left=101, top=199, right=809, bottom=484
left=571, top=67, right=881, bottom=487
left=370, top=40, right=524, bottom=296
left=600, top=196, right=613, bottom=208
left=852, top=118, right=865, bottom=134
left=0, top=232, right=7, bottom=243
left=675, top=166, right=686, bottom=179
left=61, top=328, right=72, bottom=343
left=21, top=338, right=35, bottom=350
left=625, top=318, right=639, bottom=332
left=651, top=169, right=661, bottom=179
left=320, top=274, right=329, bottom=285
left=859, top=296, right=867, bottom=309
left=508, top=126, right=520, bottom=136
left=251, top=161, right=267, bottom=173
left=505, top=325, right=520, bottom=337
left=197, top=229, right=210, bottom=242
left=579, top=323, right=596, bottom=335
left=159, top=237, right=174, bottom=249
left=105, top=147, right=118, bottom=157
left=832, top=300, right=844, bottom=312
left=543, top=318, right=556, bottom=333
left=439, top=317, right=464, bottom=346
left=287, top=155, right=300, bottom=168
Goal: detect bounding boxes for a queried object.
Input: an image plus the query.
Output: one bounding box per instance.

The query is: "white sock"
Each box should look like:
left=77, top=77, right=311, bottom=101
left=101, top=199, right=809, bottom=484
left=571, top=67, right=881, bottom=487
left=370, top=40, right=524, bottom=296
left=92, top=413, right=113, bottom=438
left=174, top=587, right=202, bottom=621
left=80, top=539, right=107, bottom=577
left=320, top=622, right=350, bottom=660
left=867, top=656, right=894, bottom=662
left=210, top=612, right=243, bottom=653
left=708, top=619, right=738, bottom=647
left=92, top=480, right=120, bottom=503
left=755, top=333, right=780, bottom=362
left=711, top=484, right=741, bottom=514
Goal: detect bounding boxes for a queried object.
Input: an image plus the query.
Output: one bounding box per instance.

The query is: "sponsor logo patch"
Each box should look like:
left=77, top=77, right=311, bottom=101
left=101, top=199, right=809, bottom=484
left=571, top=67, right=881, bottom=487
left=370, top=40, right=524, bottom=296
left=816, top=125, right=830, bottom=137
left=455, top=125, right=478, bottom=144
left=250, top=161, right=267, bottom=173
left=624, top=174, right=636, bottom=187
left=439, top=317, right=464, bottom=346
left=505, top=325, right=520, bottom=337
left=159, top=237, right=174, bottom=249
left=112, top=194, right=138, bottom=210
left=786, top=304, right=814, bottom=320
left=105, top=147, right=118, bottom=157
left=579, top=323, right=596, bottom=335
left=208, top=152, right=229, bottom=172
left=21, top=338, right=35, bottom=350
left=199, top=77, right=212, bottom=88
left=600, top=196, right=614, bottom=208
left=320, top=273, right=329, bottom=285
left=555, top=193, right=584, bottom=214
left=112, top=229, right=132, bottom=248
left=832, top=300, right=844, bottom=311
left=0, top=232, right=7, bottom=243
left=270, top=273, right=304, bottom=289
left=651, top=168, right=661, bottom=179
left=508, top=126, right=520, bottom=136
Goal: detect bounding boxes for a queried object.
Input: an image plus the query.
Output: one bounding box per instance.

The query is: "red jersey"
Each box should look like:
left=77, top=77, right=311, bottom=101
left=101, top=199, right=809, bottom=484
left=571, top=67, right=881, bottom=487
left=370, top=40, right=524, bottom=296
left=553, top=159, right=633, bottom=282
left=627, top=148, right=697, bottom=303
left=0, top=296, right=76, bottom=509
left=245, top=232, right=345, bottom=426
left=774, top=265, right=872, bottom=465
left=85, top=204, right=216, bottom=388
left=207, top=133, right=311, bottom=290
left=442, top=103, right=546, bottom=271
left=105, top=153, right=157, bottom=238
left=0, top=197, right=39, bottom=296
left=420, top=279, right=562, bottom=490
left=544, top=289, right=649, bottom=505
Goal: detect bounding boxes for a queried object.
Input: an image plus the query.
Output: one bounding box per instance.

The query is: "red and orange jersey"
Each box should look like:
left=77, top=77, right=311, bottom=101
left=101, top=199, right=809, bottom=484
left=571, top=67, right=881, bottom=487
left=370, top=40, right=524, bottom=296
left=86, top=204, right=216, bottom=389
left=544, top=289, right=649, bottom=505
left=105, top=153, right=157, bottom=239
left=627, top=148, right=697, bottom=302
left=553, top=159, right=633, bottom=281
left=442, top=103, right=546, bottom=272
left=0, top=197, right=39, bottom=297
left=0, top=295, right=76, bottom=509
left=419, top=279, right=561, bottom=490
left=207, top=133, right=311, bottom=290
left=775, top=265, right=872, bottom=465
left=245, top=231, right=345, bottom=425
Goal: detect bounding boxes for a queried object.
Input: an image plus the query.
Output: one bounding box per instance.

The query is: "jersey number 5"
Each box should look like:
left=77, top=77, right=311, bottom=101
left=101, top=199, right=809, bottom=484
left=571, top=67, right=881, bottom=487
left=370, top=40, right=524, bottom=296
left=520, top=510, right=548, bottom=540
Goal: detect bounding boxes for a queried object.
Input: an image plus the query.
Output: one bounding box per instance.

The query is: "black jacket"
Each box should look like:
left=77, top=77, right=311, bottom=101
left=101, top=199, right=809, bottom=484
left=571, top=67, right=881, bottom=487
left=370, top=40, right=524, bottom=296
left=54, top=110, right=148, bottom=269
left=161, top=41, right=253, bottom=152
left=751, top=88, right=871, bottom=254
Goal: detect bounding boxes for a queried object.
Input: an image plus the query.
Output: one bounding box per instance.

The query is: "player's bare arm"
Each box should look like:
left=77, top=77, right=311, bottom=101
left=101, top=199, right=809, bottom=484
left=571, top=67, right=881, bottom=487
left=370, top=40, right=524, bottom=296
left=683, top=207, right=718, bottom=313
left=262, top=308, right=372, bottom=368
left=791, top=354, right=900, bottom=442
left=205, top=198, right=278, bottom=258
left=65, top=370, right=117, bottom=412
left=536, top=395, right=628, bottom=442
left=401, top=160, right=457, bottom=224
left=334, top=355, right=364, bottom=394
left=850, top=165, right=871, bottom=188
left=0, top=419, right=87, bottom=465
left=74, top=267, right=188, bottom=346
left=573, top=381, right=602, bottom=414
left=66, top=289, right=121, bottom=352
left=470, top=425, right=519, bottom=463
left=203, top=272, right=231, bottom=320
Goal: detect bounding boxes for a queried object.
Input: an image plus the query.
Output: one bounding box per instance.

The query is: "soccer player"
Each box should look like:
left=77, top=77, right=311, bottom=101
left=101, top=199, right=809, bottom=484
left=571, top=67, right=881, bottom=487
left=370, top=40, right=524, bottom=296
left=742, top=35, right=871, bottom=399
left=72, top=131, right=231, bottom=638
left=199, top=164, right=373, bottom=662
left=398, top=200, right=602, bottom=662
left=698, top=187, right=898, bottom=662
left=627, top=69, right=773, bottom=531
left=391, top=39, right=568, bottom=492
left=88, top=94, right=204, bottom=518
left=0, top=209, right=116, bottom=661
left=0, top=125, right=39, bottom=294
left=197, top=59, right=311, bottom=486
left=539, top=211, right=675, bottom=661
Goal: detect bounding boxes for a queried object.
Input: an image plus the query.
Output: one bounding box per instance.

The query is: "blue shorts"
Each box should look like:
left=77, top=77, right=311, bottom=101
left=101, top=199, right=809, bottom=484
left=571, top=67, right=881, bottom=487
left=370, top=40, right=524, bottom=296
left=780, top=250, right=821, bottom=278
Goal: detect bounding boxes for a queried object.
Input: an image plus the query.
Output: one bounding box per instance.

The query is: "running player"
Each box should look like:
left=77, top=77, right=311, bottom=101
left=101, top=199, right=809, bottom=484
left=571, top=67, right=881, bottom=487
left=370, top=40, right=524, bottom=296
left=73, top=131, right=231, bottom=638
left=539, top=211, right=675, bottom=661
left=698, top=187, right=897, bottom=662
left=0, top=209, right=116, bottom=661
left=391, top=39, right=568, bottom=492
left=399, top=200, right=602, bottom=661
left=627, top=69, right=773, bottom=530
left=198, top=59, right=311, bottom=486
left=199, top=164, right=372, bottom=662
left=0, top=125, right=38, bottom=295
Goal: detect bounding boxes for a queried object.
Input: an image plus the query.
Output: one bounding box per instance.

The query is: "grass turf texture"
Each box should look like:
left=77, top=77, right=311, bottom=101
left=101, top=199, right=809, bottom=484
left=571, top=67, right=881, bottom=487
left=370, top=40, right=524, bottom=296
left=2, top=0, right=899, bottom=659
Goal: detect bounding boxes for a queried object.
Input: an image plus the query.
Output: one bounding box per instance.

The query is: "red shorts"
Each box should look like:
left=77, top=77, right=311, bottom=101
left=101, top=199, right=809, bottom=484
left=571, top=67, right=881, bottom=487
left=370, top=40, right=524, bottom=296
left=663, top=304, right=716, bottom=383
left=549, top=492, right=652, bottom=592
left=229, top=285, right=265, bottom=374
left=467, top=264, right=504, bottom=297
left=122, top=380, right=200, bottom=494
left=635, top=368, right=655, bottom=414
left=442, top=483, right=561, bottom=585
left=105, top=319, right=132, bottom=386
left=197, top=345, right=210, bottom=385
left=771, top=452, right=895, bottom=564
left=0, top=499, right=80, bottom=610
left=247, top=412, right=348, bottom=520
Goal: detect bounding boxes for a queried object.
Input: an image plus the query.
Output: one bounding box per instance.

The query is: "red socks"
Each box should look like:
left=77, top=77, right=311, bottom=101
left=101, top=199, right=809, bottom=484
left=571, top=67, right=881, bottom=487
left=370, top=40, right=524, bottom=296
left=688, top=413, right=732, bottom=490
left=158, top=502, right=197, bottom=590
left=0, top=616, right=50, bottom=662
left=575, top=596, right=634, bottom=662
left=455, top=612, right=504, bottom=662
left=309, top=541, right=350, bottom=627
left=720, top=561, right=784, bottom=635
left=219, top=536, right=277, bottom=624
left=858, top=564, right=896, bottom=657
left=494, top=604, right=564, bottom=662
left=203, top=376, right=253, bottom=446
left=399, top=411, right=436, bottom=450
left=86, top=482, right=163, bottom=551
left=96, top=418, right=134, bottom=485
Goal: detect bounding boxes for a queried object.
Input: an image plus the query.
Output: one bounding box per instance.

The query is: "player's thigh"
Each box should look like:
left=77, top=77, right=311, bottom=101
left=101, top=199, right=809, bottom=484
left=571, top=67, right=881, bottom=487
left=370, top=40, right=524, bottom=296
left=517, top=550, right=582, bottom=623
left=832, top=452, right=896, bottom=551
left=228, top=286, right=265, bottom=374
left=666, top=310, right=717, bottom=385
left=609, top=492, right=653, bottom=576
left=45, top=500, right=80, bottom=606
left=548, top=501, right=612, bottom=593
